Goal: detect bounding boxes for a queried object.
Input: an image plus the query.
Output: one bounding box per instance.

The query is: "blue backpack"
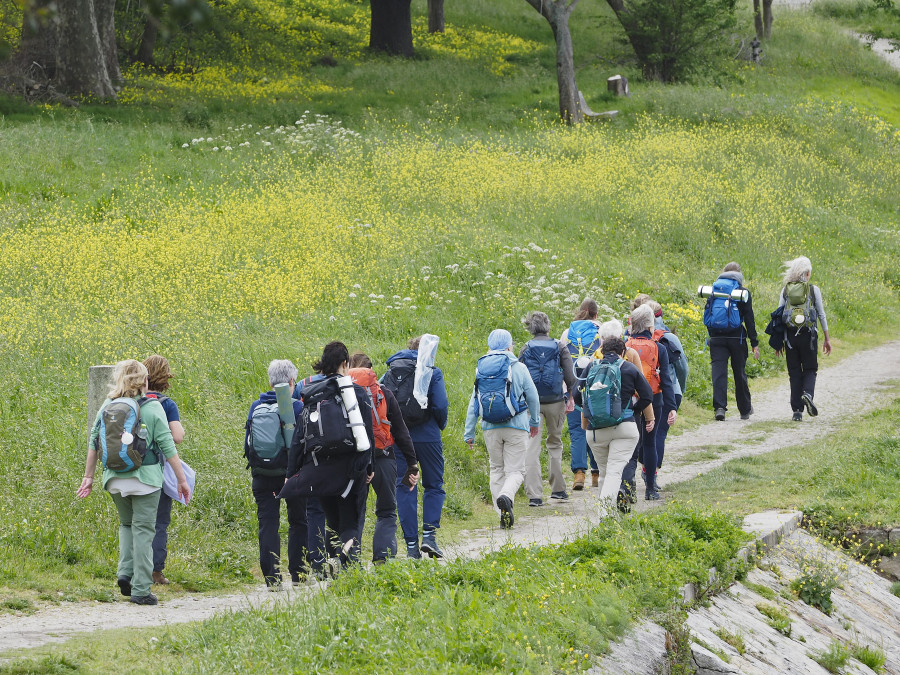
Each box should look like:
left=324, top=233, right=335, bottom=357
left=566, top=320, right=601, bottom=358
left=703, top=277, right=743, bottom=331
left=520, top=338, right=564, bottom=403
left=474, top=354, right=528, bottom=424
left=582, top=359, right=633, bottom=429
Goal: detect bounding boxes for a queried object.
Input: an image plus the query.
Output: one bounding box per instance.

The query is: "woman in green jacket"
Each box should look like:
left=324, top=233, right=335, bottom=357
left=77, top=360, right=191, bottom=605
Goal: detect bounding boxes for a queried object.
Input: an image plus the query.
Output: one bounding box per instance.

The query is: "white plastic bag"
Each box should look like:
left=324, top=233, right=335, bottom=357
left=414, top=334, right=439, bottom=409
left=163, top=458, right=196, bottom=505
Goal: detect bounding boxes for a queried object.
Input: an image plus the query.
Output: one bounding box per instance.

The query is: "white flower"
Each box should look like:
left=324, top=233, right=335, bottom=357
left=206, top=137, right=213, bottom=142
left=353, top=283, right=361, bottom=289
left=348, top=293, right=357, bottom=298
left=181, top=143, right=189, bottom=148
left=224, top=146, right=232, bottom=151
left=212, top=147, right=219, bottom=151
left=329, top=315, right=336, bottom=321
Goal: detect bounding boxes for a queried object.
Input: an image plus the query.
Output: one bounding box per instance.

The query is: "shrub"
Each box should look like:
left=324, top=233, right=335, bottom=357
left=790, top=557, right=841, bottom=615
left=756, top=602, right=791, bottom=636
left=851, top=643, right=886, bottom=672
left=810, top=640, right=850, bottom=673
left=712, top=627, right=746, bottom=654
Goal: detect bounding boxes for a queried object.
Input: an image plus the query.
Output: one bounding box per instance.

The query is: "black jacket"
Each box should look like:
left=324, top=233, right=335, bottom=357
left=706, top=271, right=759, bottom=348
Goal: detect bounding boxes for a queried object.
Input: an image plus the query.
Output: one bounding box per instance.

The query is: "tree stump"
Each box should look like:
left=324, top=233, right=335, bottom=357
left=607, top=74, right=630, bottom=97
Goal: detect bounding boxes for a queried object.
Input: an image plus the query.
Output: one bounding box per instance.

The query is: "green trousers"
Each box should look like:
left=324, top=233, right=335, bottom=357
left=111, top=490, right=161, bottom=597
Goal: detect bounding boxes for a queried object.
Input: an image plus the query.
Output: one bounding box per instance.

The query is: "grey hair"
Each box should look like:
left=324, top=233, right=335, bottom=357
left=522, top=311, right=551, bottom=336
left=630, top=304, right=655, bottom=334
left=598, top=319, right=625, bottom=342
left=783, top=256, right=812, bottom=284
left=267, top=359, right=298, bottom=387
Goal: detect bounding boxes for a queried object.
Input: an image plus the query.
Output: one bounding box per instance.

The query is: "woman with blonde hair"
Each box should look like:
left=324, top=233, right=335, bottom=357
left=776, top=257, right=831, bottom=421
left=78, top=360, right=191, bottom=605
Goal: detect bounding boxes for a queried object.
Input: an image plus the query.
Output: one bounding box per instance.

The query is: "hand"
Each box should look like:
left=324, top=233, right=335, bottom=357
left=752, top=346, right=760, bottom=360
left=775, top=349, right=783, bottom=358
left=402, top=464, right=419, bottom=491
left=177, top=480, right=191, bottom=504
left=667, top=409, right=677, bottom=426
left=565, top=396, right=575, bottom=413
left=645, top=420, right=655, bottom=433
left=529, top=426, right=540, bottom=438
left=823, top=338, right=832, bottom=356
left=76, top=476, right=94, bottom=499
left=366, top=472, right=375, bottom=484
left=407, top=473, right=418, bottom=490
left=465, top=438, right=474, bottom=450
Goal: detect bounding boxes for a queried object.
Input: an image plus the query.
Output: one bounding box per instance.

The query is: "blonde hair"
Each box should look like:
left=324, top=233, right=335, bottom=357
left=143, top=355, right=174, bottom=392
left=783, top=256, right=812, bottom=284
left=631, top=294, right=651, bottom=311
left=109, top=360, right=148, bottom=399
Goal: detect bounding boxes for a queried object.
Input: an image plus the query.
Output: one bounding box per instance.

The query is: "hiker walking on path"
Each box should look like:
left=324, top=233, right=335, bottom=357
left=143, top=355, right=186, bottom=587
left=77, top=360, right=191, bottom=606
left=244, top=360, right=307, bottom=589
left=575, top=336, right=654, bottom=516
left=519, top=311, right=576, bottom=507
left=560, top=299, right=603, bottom=491
left=775, top=256, right=832, bottom=421
left=625, top=304, right=677, bottom=501
left=282, top=342, right=375, bottom=569
left=648, top=301, right=687, bottom=470
left=704, top=262, right=760, bottom=421
left=348, top=352, right=420, bottom=563
left=382, top=336, right=449, bottom=559
left=464, top=329, right=540, bottom=529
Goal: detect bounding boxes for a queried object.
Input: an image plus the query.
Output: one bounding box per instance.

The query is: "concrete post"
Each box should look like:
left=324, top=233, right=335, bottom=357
left=88, top=365, right=115, bottom=441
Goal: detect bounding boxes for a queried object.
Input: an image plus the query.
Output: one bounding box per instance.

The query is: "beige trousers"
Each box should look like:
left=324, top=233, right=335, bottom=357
left=484, top=427, right=528, bottom=512
left=523, top=400, right=567, bottom=499
left=585, top=421, right=640, bottom=511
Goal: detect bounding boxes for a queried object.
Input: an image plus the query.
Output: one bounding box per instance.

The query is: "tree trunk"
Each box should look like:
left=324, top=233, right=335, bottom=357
left=762, top=0, right=773, bottom=39
left=369, top=0, right=414, bottom=57
left=604, top=0, right=662, bottom=79
left=524, top=0, right=582, bottom=124
left=56, top=0, right=116, bottom=98
left=18, top=0, right=57, bottom=75
left=428, top=0, right=445, bottom=34
left=94, top=0, right=121, bottom=86
left=753, top=0, right=764, bottom=40
left=136, top=14, right=160, bottom=66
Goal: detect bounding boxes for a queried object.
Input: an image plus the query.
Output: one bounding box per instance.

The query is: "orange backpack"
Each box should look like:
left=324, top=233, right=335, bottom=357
left=626, top=335, right=661, bottom=394
left=349, top=368, right=393, bottom=450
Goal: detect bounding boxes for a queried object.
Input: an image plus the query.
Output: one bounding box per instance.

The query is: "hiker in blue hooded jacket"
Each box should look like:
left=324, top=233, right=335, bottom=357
left=464, top=329, right=541, bottom=530
left=383, top=336, right=449, bottom=559
left=705, top=262, right=760, bottom=421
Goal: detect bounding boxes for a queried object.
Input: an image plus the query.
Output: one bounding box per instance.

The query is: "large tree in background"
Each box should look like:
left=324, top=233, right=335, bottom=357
left=428, top=0, right=445, bottom=33
left=369, top=0, right=414, bottom=57
left=523, top=0, right=582, bottom=124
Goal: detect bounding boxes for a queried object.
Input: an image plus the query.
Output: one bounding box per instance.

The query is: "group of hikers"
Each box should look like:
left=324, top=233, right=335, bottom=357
left=77, top=256, right=831, bottom=604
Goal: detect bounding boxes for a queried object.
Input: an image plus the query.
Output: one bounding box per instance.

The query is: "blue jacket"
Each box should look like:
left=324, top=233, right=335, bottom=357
left=385, top=350, right=449, bottom=444
left=464, top=350, right=541, bottom=439
left=654, top=317, right=688, bottom=399
left=245, top=391, right=303, bottom=476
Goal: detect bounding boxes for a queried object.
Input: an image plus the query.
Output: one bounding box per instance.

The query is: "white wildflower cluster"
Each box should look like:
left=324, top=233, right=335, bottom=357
left=180, top=112, right=361, bottom=155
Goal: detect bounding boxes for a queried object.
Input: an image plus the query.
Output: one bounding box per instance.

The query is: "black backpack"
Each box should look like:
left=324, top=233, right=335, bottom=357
left=298, top=376, right=358, bottom=459
left=381, top=359, right=430, bottom=428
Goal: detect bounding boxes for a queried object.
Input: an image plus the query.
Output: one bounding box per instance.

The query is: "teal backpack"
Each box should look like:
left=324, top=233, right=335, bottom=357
left=581, top=359, right=632, bottom=429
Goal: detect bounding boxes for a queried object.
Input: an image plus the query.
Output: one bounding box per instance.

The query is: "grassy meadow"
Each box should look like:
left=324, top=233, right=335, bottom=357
left=0, top=0, right=899, bottom=648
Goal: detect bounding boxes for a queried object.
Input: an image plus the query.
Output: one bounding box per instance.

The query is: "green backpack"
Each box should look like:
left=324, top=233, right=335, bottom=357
left=581, top=359, right=632, bottom=429
left=783, top=281, right=817, bottom=330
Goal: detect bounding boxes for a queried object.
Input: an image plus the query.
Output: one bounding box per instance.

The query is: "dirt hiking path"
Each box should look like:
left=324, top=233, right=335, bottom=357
left=2, top=337, right=900, bottom=657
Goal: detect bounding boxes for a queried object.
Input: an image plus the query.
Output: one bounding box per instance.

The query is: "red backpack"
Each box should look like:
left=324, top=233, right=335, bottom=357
left=348, top=368, right=393, bottom=450
left=626, top=335, right=661, bottom=395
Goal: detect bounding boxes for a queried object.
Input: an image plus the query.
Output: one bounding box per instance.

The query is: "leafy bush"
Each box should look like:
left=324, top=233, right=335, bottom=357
left=790, top=557, right=841, bottom=614
left=851, top=643, right=886, bottom=672
left=810, top=640, right=850, bottom=673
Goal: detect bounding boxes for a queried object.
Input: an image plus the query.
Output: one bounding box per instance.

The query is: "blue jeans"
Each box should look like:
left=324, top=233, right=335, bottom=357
left=152, top=491, right=173, bottom=572
left=396, top=441, right=445, bottom=542
left=567, top=409, right=598, bottom=473
left=655, top=394, right=682, bottom=469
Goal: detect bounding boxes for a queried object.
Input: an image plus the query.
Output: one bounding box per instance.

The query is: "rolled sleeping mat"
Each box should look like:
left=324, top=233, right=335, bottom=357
left=697, top=285, right=749, bottom=302
left=274, top=383, right=296, bottom=447
left=336, top=375, right=371, bottom=452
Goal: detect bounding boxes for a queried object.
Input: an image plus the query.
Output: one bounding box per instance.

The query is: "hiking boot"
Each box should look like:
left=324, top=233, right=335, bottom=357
left=129, top=593, right=159, bottom=606
left=497, top=495, right=514, bottom=529
left=550, top=491, right=569, bottom=501
left=117, top=576, right=131, bottom=597
left=528, top=498, right=544, bottom=507
left=715, top=408, right=726, bottom=421
left=740, top=406, right=754, bottom=421
left=572, top=470, right=586, bottom=491
left=792, top=411, right=803, bottom=422
left=405, top=541, right=422, bottom=560
left=591, top=471, right=600, bottom=488
left=420, top=532, right=444, bottom=559
left=616, top=490, right=632, bottom=514
left=621, top=481, right=637, bottom=504
left=645, top=488, right=661, bottom=501
left=152, top=570, right=170, bottom=585
left=802, top=392, right=818, bottom=417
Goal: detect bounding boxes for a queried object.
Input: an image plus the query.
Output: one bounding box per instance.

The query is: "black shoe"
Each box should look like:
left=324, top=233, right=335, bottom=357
left=129, top=593, right=158, bottom=606
left=802, top=392, right=818, bottom=417
left=420, top=532, right=444, bottom=559
left=645, top=488, right=661, bottom=501
left=620, top=481, right=637, bottom=504
left=405, top=541, right=422, bottom=560
left=550, top=491, right=569, bottom=501
left=616, top=490, right=632, bottom=514
left=715, top=408, right=726, bottom=421
left=740, top=406, right=754, bottom=421
left=117, top=576, right=132, bottom=597
left=528, top=498, right=543, bottom=507
left=792, top=411, right=803, bottom=422
left=497, top=495, right=514, bottom=529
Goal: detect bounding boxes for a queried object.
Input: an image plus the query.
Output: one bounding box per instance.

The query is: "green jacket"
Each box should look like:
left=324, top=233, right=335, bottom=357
left=89, top=397, right=178, bottom=490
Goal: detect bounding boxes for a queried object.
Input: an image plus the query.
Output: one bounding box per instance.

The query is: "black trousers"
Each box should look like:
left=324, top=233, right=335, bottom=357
left=786, top=328, right=818, bottom=412
left=709, top=337, right=752, bottom=415
left=320, top=481, right=367, bottom=567
left=252, top=474, right=307, bottom=585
